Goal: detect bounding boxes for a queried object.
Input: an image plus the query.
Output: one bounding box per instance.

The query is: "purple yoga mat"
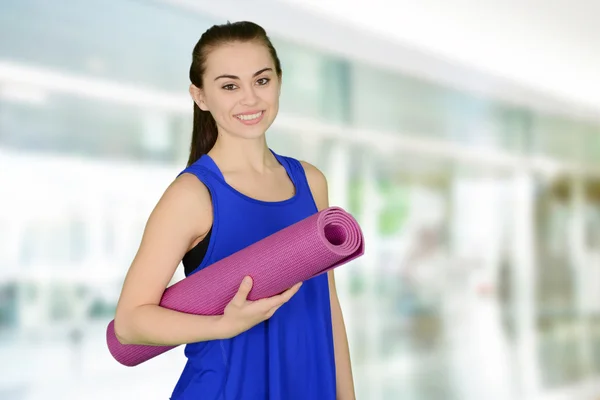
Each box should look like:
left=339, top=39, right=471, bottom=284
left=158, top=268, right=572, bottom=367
left=106, top=206, right=364, bottom=366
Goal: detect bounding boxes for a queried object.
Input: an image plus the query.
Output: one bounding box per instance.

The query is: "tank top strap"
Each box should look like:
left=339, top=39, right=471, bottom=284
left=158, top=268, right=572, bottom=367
left=270, top=150, right=314, bottom=205
left=176, top=156, right=222, bottom=201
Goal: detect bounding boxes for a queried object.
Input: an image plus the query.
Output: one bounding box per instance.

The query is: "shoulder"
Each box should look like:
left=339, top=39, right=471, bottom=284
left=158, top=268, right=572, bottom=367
left=149, top=172, right=212, bottom=236
left=299, top=160, right=327, bottom=188
left=299, top=160, right=329, bottom=210
left=166, top=172, right=212, bottom=208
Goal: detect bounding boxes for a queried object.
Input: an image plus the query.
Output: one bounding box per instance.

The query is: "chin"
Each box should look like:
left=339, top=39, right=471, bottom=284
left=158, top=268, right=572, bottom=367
left=234, top=129, right=265, bottom=140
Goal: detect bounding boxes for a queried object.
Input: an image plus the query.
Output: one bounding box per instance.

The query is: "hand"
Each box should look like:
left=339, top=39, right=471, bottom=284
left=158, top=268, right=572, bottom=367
left=220, top=276, right=302, bottom=338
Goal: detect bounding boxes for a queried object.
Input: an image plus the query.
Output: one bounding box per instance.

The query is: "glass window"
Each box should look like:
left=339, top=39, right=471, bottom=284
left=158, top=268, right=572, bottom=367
left=0, top=0, right=218, bottom=162
left=530, top=113, right=585, bottom=162
left=579, top=123, right=600, bottom=166
left=350, top=62, right=532, bottom=153
left=0, top=0, right=214, bottom=92
left=0, top=93, right=181, bottom=163
left=273, top=39, right=350, bottom=124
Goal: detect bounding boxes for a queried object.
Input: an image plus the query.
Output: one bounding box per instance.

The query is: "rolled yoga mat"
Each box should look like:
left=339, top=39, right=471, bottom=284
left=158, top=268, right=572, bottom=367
left=106, top=206, right=364, bottom=367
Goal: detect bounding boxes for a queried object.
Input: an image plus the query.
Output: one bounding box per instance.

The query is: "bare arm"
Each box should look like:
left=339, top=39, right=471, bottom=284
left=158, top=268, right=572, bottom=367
left=301, top=161, right=356, bottom=400
left=114, top=173, right=230, bottom=346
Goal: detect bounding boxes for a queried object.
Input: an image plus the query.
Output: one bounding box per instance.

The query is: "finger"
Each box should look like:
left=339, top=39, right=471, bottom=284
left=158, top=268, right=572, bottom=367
left=263, top=282, right=302, bottom=309
left=231, top=276, right=253, bottom=305
left=280, top=282, right=303, bottom=300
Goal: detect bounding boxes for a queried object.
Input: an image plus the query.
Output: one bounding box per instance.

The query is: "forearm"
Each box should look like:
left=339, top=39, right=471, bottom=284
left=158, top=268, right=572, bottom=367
left=115, top=304, right=230, bottom=346
left=331, top=298, right=356, bottom=400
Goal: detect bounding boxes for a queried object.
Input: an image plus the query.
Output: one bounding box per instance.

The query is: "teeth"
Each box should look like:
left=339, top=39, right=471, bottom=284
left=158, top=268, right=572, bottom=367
left=236, top=111, right=262, bottom=121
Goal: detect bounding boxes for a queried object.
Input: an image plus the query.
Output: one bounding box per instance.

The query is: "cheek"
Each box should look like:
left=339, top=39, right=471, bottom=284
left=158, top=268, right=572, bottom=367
left=207, top=95, right=236, bottom=117
left=264, top=86, right=281, bottom=106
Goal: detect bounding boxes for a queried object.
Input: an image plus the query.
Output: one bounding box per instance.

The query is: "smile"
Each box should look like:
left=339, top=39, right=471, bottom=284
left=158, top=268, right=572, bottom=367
left=234, top=110, right=265, bottom=125
left=235, top=111, right=263, bottom=121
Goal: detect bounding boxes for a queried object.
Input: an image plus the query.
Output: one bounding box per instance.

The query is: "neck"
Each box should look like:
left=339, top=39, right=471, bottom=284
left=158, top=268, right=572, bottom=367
left=208, top=133, right=275, bottom=173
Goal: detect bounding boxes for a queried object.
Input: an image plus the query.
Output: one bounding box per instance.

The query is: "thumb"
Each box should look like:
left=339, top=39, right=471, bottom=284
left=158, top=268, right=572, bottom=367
left=231, top=276, right=253, bottom=305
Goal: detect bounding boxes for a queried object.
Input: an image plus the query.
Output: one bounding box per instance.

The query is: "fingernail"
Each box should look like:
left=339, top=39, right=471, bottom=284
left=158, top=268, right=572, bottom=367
left=244, top=276, right=251, bottom=285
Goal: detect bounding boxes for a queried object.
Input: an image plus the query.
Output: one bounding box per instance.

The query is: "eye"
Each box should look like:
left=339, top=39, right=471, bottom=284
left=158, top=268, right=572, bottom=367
left=256, top=77, right=270, bottom=86
left=222, top=84, right=238, bottom=91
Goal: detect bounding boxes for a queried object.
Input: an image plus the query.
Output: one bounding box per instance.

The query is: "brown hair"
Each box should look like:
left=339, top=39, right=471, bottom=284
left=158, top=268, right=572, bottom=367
left=187, top=21, right=283, bottom=166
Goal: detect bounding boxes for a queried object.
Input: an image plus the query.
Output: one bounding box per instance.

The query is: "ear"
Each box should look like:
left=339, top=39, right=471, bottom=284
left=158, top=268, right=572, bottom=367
left=189, top=84, right=209, bottom=111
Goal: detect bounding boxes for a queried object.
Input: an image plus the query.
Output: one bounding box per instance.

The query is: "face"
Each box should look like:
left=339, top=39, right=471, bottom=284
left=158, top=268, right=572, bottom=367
left=191, top=41, right=281, bottom=140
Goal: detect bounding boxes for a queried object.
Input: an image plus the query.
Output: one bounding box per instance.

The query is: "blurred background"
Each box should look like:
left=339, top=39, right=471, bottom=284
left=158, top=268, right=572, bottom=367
left=1, top=0, right=600, bottom=399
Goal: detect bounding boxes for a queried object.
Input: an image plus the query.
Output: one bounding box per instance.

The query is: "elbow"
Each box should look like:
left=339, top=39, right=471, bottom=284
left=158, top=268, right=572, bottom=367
left=115, top=330, right=131, bottom=345
left=114, top=312, right=135, bottom=345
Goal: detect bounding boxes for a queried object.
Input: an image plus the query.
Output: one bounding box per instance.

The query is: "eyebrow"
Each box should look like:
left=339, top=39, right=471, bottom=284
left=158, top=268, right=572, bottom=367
left=214, top=67, right=273, bottom=81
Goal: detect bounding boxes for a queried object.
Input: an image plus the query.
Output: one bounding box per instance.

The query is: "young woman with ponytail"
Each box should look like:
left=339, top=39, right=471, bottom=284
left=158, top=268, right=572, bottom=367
left=113, top=21, right=355, bottom=400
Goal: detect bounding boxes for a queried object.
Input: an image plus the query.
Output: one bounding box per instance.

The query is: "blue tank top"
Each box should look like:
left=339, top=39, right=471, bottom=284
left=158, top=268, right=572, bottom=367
left=169, top=150, right=337, bottom=400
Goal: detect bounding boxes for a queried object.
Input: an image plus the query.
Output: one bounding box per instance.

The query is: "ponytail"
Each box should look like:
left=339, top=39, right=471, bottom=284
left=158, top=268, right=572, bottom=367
left=187, top=102, right=218, bottom=167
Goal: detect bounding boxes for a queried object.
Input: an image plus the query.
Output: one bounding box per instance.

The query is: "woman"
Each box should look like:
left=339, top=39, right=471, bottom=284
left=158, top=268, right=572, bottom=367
left=113, top=21, right=355, bottom=400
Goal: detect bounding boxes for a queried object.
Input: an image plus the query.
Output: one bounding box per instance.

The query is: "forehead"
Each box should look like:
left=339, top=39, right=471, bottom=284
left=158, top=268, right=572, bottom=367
left=204, top=41, right=274, bottom=78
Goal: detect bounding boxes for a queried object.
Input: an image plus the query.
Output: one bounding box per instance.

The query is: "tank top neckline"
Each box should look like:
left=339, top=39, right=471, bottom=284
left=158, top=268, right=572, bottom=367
left=199, top=148, right=301, bottom=206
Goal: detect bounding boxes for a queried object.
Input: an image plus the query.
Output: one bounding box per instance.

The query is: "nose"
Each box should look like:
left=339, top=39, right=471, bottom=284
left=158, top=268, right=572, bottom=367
left=239, top=85, right=259, bottom=106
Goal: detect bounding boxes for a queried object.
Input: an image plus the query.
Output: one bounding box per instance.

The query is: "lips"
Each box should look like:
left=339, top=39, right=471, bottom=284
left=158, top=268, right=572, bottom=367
left=235, top=110, right=263, bottom=121
left=234, top=110, right=265, bottom=126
